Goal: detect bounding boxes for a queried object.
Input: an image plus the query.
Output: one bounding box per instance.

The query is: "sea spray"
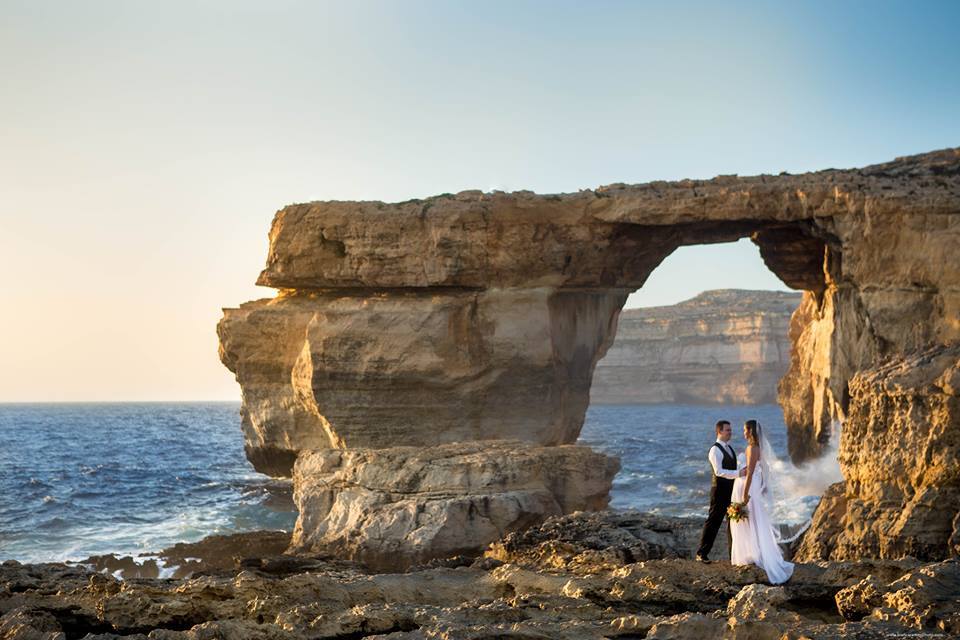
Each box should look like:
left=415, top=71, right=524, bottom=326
left=764, top=420, right=843, bottom=526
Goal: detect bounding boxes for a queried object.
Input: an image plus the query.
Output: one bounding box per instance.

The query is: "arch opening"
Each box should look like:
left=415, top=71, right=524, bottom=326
left=579, top=229, right=842, bottom=532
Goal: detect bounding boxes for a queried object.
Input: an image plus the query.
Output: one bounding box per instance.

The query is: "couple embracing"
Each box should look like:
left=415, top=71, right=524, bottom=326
left=696, top=419, right=794, bottom=585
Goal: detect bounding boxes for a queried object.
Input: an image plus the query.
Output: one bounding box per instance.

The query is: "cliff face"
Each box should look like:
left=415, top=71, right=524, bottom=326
left=219, top=147, right=960, bottom=565
left=590, top=289, right=800, bottom=405
left=795, top=343, right=960, bottom=562
left=219, top=288, right=627, bottom=455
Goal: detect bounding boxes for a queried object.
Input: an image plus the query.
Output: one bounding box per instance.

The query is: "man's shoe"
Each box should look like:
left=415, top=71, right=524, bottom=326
left=696, top=555, right=712, bottom=564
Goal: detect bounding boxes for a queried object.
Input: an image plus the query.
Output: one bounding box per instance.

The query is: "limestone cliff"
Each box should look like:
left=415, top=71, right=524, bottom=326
left=795, top=343, right=960, bottom=562
left=220, top=147, right=960, bottom=564
left=590, top=289, right=800, bottom=404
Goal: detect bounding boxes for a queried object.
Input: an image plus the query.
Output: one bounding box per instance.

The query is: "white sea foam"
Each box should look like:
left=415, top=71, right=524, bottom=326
left=765, top=420, right=843, bottom=525
left=153, top=557, right=179, bottom=579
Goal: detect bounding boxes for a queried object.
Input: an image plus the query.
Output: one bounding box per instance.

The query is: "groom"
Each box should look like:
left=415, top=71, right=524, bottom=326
left=696, top=420, right=746, bottom=563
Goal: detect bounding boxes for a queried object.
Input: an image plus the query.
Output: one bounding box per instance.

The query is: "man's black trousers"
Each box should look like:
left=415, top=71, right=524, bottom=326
left=697, top=481, right=733, bottom=559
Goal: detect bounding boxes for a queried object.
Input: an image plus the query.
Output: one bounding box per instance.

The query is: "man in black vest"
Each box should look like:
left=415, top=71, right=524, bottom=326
left=696, top=419, right=746, bottom=563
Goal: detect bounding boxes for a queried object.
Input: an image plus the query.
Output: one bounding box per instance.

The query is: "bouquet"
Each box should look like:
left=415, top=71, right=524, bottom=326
left=727, top=501, right=749, bottom=522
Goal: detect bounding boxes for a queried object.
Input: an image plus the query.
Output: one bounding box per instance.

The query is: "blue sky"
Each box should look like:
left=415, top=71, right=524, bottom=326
left=1, top=1, right=957, bottom=400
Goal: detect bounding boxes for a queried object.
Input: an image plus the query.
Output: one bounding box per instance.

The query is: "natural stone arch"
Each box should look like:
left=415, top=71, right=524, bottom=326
left=219, top=215, right=844, bottom=470
left=219, top=148, right=960, bottom=565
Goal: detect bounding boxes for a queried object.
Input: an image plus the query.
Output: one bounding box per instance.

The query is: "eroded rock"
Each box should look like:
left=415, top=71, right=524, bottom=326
left=219, top=147, right=960, bottom=563
left=834, top=559, right=960, bottom=636
left=289, top=441, right=620, bottom=570
left=220, top=289, right=626, bottom=475
left=484, top=510, right=729, bottom=571
left=797, top=344, right=960, bottom=561
left=0, top=525, right=940, bottom=640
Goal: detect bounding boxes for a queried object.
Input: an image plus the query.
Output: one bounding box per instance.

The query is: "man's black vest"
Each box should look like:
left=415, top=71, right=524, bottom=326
left=712, top=442, right=737, bottom=489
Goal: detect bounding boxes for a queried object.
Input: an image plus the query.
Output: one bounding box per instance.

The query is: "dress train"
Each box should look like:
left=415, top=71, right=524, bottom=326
left=730, top=462, right=794, bottom=584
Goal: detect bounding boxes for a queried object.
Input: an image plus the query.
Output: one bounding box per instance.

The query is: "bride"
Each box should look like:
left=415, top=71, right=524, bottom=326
left=730, top=419, right=794, bottom=584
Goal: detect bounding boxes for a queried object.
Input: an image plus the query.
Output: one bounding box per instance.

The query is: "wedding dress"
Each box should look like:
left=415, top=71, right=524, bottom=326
left=730, top=451, right=794, bottom=584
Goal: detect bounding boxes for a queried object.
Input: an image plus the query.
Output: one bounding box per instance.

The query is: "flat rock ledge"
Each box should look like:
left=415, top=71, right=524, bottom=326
left=289, top=440, right=620, bottom=571
left=486, top=510, right=731, bottom=571
left=4, top=518, right=957, bottom=640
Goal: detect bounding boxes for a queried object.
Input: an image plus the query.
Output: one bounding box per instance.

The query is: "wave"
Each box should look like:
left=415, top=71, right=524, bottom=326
left=764, top=420, right=843, bottom=525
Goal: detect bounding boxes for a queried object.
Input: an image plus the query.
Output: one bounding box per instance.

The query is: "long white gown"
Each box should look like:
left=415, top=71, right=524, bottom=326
left=730, top=453, right=794, bottom=584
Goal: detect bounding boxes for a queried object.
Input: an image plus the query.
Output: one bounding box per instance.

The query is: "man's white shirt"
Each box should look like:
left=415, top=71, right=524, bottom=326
left=709, top=438, right=741, bottom=480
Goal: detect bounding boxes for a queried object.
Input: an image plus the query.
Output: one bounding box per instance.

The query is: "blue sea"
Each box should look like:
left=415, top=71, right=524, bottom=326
left=0, top=403, right=832, bottom=563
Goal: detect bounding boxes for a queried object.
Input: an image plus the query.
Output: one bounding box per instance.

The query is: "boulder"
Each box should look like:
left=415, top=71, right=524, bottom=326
left=836, top=559, right=960, bottom=634
left=288, top=441, right=620, bottom=570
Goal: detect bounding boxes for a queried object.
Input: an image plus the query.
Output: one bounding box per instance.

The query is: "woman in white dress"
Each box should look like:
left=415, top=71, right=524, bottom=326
left=730, top=419, right=794, bottom=584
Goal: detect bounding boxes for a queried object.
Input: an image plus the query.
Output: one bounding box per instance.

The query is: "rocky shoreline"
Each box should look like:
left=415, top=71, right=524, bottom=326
left=4, top=512, right=957, bottom=639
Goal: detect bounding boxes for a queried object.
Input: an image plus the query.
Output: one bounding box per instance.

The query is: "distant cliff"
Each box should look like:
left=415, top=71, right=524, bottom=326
left=590, top=290, right=802, bottom=404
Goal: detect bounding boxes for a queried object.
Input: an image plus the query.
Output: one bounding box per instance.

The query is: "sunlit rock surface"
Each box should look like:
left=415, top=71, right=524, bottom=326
left=796, top=343, right=960, bottom=562
left=591, top=289, right=800, bottom=404
left=219, top=147, right=960, bottom=563
left=219, top=288, right=626, bottom=462
left=289, top=441, right=619, bottom=570
left=4, top=525, right=955, bottom=640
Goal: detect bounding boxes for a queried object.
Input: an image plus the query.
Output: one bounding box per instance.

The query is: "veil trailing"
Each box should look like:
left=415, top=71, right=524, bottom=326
left=756, top=421, right=812, bottom=545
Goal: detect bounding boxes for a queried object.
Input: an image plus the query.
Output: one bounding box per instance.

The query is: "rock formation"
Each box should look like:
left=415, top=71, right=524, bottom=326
left=590, top=289, right=800, bottom=404
left=219, top=147, right=960, bottom=564
left=795, top=343, right=960, bottom=562
left=289, top=441, right=619, bottom=570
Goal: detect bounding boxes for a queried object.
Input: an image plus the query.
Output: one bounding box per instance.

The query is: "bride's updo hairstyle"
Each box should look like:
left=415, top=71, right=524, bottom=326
left=744, top=420, right=761, bottom=446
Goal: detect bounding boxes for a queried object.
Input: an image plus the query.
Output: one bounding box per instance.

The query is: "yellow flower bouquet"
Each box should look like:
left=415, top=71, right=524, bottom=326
left=727, top=501, right=749, bottom=522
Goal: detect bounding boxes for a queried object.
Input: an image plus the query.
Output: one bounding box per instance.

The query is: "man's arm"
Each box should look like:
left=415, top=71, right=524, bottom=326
left=709, top=446, right=740, bottom=480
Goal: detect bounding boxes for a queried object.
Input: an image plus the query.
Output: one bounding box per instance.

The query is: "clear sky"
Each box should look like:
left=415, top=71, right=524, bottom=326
left=2, top=1, right=958, bottom=401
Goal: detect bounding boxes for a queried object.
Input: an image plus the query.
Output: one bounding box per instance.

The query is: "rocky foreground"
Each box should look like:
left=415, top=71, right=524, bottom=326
left=3, top=513, right=958, bottom=640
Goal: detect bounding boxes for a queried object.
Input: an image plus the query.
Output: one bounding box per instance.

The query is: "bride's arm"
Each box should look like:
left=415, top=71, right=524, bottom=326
left=742, top=445, right=759, bottom=504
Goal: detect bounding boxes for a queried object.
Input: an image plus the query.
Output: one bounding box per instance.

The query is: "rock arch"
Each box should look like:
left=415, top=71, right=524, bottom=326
left=219, top=148, right=960, bottom=566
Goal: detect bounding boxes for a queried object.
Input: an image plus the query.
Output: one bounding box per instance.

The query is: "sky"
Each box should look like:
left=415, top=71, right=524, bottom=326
left=1, top=1, right=958, bottom=402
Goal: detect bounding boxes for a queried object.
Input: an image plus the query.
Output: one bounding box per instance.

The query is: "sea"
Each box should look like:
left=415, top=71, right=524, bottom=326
left=0, top=402, right=840, bottom=564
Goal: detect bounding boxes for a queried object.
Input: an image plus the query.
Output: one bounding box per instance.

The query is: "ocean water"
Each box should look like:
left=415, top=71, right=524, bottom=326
left=0, top=403, right=296, bottom=564
left=0, top=402, right=837, bottom=563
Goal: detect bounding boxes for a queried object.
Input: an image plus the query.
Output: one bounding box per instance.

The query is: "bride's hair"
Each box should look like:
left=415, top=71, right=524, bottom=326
left=744, top=419, right=761, bottom=446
